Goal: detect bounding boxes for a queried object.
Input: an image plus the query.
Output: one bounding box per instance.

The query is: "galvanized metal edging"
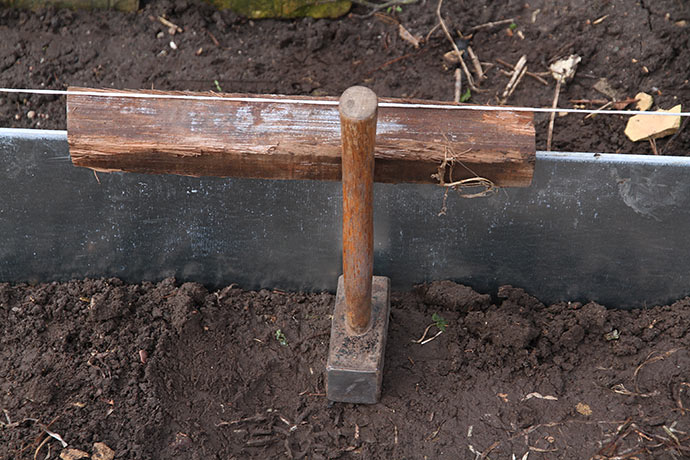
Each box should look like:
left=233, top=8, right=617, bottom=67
left=2, top=128, right=690, bottom=308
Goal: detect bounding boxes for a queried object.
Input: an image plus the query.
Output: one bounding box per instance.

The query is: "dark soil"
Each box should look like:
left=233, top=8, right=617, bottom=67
left=2, top=2, right=690, bottom=459
left=1, top=278, right=690, bottom=459
left=0, top=0, right=689, bottom=154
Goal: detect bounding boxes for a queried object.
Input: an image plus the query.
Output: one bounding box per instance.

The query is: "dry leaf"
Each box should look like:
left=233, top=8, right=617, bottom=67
left=60, top=449, right=90, bottom=460
left=549, top=55, right=581, bottom=82
left=522, top=392, right=558, bottom=401
left=92, top=442, right=115, bottom=460
left=443, top=50, right=462, bottom=65
left=576, top=402, right=592, bottom=416
left=398, top=24, right=421, bottom=48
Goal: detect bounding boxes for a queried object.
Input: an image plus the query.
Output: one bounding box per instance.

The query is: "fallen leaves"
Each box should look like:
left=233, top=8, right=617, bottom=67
left=59, top=442, right=115, bottom=460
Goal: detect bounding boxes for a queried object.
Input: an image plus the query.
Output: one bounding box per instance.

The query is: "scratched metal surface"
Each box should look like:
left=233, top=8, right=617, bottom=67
left=2, top=128, right=690, bottom=308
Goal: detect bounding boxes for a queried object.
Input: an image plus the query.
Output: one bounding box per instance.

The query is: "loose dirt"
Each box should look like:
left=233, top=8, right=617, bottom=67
left=1, top=278, right=689, bottom=459
left=0, top=0, right=689, bottom=154
left=1, top=1, right=690, bottom=459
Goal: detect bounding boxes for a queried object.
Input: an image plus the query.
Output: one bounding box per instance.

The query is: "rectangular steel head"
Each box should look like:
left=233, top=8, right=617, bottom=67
left=326, top=275, right=391, bottom=404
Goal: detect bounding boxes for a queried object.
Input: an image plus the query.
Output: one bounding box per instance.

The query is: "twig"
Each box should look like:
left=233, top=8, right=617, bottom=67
left=246, top=436, right=279, bottom=447
left=158, top=16, right=183, bottom=34
left=454, top=68, right=462, bottom=103
left=496, top=58, right=549, bottom=85
left=584, top=101, right=613, bottom=120
left=660, top=115, right=690, bottom=155
left=421, top=330, right=443, bottom=345
left=634, top=349, right=681, bottom=394
left=481, top=440, right=500, bottom=458
left=205, top=29, right=220, bottom=47
left=500, top=55, right=527, bottom=103
left=649, top=138, right=659, bottom=155
left=425, top=22, right=441, bottom=42
left=216, top=414, right=267, bottom=427
left=467, top=46, right=485, bottom=81
left=436, top=0, right=480, bottom=92
left=569, top=99, right=609, bottom=104
left=469, top=18, right=515, bottom=31
left=412, top=323, right=434, bottom=343
left=610, top=383, right=659, bottom=398
left=367, top=48, right=427, bottom=76
left=546, top=79, right=561, bottom=151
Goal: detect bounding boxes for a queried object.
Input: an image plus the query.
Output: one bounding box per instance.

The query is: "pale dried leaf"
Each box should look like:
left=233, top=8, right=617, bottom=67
left=60, top=448, right=90, bottom=460
left=576, top=402, right=592, bottom=416
left=549, top=55, right=581, bottom=82
left=522, top=392, right=558, bottom=401
left=92, top=442, right=115, bottom=460
left=398, top=24, right=421, bottom=48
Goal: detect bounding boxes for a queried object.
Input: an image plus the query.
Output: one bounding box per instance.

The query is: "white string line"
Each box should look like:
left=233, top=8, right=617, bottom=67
left=1, top=87, right=688, bottom=117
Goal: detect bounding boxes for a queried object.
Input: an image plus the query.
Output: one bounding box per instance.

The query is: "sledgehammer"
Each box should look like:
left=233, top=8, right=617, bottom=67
left=326, top=86, right=391, bottom=404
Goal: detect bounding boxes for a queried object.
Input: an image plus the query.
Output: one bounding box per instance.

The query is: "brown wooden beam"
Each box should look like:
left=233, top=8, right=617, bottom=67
left=67, top=87, right=535, bottom=187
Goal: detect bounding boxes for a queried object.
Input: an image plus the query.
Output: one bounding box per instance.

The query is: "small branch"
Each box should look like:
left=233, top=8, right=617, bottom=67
left=454, top=68, right=462, bottom=103
left=546, top=79, right=561, bottom=151
left=469, top=18, right=515, bottom=31
left=496, top=58, right=549, bottom=85
left=467, top=46, right=485, bottom=81
left=436, top=0, right=480, bottom=92
left=500, top=55, right=527, bottom=103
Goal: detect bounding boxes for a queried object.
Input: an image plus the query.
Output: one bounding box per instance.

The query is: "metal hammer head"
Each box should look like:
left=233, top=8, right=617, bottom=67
left=326, top=275, right=391, bottom=404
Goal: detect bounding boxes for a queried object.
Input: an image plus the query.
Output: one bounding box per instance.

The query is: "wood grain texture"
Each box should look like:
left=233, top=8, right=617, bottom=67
left=67, top=87, right=535, bottom=186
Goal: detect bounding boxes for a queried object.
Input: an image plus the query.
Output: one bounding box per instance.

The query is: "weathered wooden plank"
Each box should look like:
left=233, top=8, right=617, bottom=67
left=67, top=87, right=535, bottom=186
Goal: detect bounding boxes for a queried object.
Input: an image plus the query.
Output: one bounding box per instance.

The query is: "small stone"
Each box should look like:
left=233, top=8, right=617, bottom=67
left=675, top=20, right=687, bottom=27
left=634, top=92, right=653, bottom=111
left=593, top=78, right=621, bottom=100
left=27, top=110, right=36, bottom=119
left=156, top=31, right=164, bottom=39
left=60, top=448, right=90, bottom=460
left=92, top=442, right=114, bottom=460
left=195, top=47, right=203, bottom=56
left=625, top=104, right=682, bottom=142
left=14, top=113, right=20, bottom=120
left=169, top=41, right=177, bottom=50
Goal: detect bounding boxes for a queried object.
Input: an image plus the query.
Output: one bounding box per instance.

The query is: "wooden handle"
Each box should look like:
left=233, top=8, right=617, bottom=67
left=340, top=86, right=377, bottom=334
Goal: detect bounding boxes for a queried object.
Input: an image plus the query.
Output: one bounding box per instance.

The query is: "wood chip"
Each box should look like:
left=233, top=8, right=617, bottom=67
left=625, top=105, right=682, bottom=142
left=92, top=442, right=114, bottom=460
left=634, top=92, right=653, bottom=111
left=60, top=449, right=90, bottom=460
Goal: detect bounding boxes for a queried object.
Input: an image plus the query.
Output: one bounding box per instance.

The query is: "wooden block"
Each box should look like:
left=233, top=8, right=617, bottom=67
left=67, top=87, right=535, bottom=187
